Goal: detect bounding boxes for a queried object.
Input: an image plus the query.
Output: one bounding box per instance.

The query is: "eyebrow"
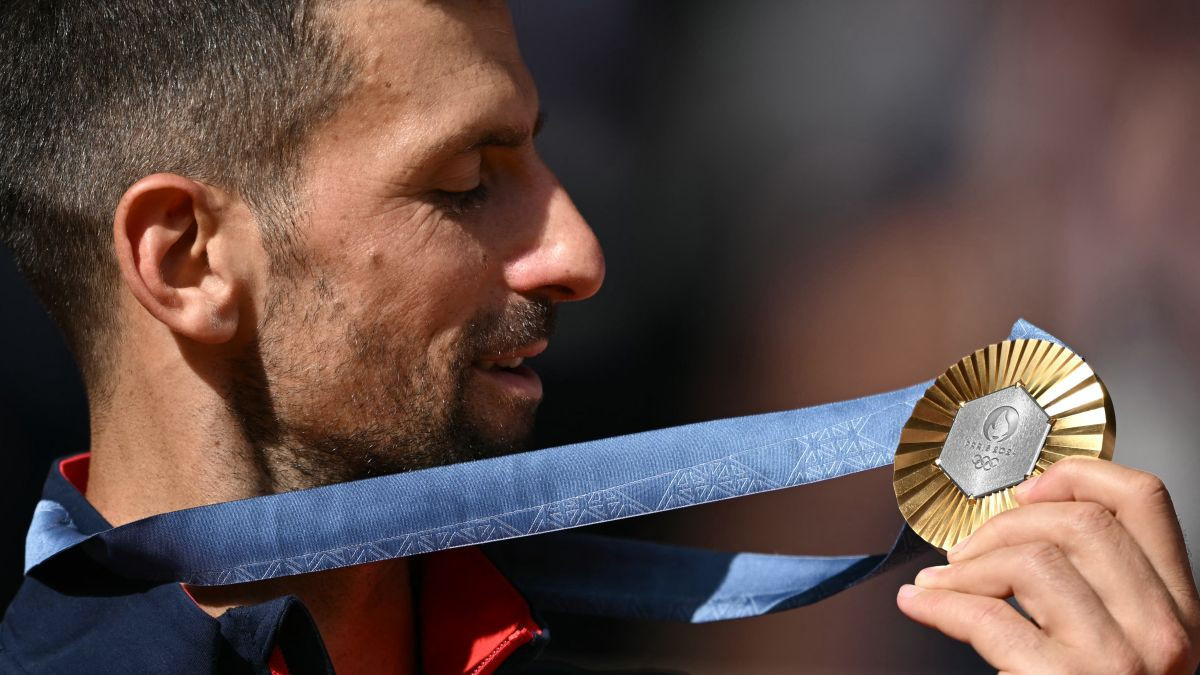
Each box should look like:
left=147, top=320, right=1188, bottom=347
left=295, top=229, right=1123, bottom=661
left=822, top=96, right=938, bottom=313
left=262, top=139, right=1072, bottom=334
left=428, top=110, right=546, bottom=159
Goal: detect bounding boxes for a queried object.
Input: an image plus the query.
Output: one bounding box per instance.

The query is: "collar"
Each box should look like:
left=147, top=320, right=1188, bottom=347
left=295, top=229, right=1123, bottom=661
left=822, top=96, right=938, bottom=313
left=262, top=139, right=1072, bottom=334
left=33, top=453, right=545, bottom=675
left=417, top=547, right=544, bottom=675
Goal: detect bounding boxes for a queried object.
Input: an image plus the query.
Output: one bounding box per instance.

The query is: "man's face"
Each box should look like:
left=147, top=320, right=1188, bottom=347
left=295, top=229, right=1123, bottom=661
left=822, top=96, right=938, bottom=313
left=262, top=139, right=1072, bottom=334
left=231, top=0, right=605, bottom=489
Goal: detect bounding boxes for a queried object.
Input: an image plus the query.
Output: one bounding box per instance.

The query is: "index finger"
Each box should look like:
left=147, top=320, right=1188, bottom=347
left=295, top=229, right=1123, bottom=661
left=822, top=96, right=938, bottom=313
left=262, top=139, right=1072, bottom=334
left=1011, top=457, right=1198, bottom=607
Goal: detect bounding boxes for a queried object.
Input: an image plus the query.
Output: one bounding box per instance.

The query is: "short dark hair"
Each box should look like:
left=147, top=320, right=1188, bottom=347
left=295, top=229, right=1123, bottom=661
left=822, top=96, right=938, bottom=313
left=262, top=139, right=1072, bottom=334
left=0, top=0, right=356, bottom=386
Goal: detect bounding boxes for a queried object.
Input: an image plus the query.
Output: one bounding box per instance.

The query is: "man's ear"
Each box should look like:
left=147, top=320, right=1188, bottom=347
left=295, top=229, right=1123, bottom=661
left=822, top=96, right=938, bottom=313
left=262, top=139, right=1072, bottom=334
left=113, top=173, right=245, bottom=344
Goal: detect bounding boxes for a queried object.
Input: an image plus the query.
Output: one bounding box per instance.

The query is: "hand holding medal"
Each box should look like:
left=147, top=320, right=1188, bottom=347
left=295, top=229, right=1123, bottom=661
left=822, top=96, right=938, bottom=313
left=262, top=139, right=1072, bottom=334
left=893, top=339, right=1200, bottom=673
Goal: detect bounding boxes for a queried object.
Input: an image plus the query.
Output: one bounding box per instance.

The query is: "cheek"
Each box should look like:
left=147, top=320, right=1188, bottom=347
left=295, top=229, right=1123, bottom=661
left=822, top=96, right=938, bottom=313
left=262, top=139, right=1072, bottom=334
left=352, top=224, right=496, bottom=355
left=305, top=194, right=503, bottom=348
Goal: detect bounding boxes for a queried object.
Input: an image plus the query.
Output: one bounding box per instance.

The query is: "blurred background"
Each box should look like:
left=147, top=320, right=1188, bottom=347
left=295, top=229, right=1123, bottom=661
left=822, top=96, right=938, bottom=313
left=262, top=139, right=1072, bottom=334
left=3, top=1, right=1199, bottom=672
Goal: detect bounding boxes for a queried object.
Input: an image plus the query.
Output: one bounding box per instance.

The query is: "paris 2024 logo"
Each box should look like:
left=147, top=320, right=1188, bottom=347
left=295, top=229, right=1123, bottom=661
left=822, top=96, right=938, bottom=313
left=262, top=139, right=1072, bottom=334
left=983, top=406, right=1020, bottom=443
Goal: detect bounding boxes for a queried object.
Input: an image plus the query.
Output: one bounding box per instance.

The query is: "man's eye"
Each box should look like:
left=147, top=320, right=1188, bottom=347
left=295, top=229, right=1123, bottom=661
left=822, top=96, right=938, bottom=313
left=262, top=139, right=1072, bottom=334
left=432, top=184, right=490, bottom=216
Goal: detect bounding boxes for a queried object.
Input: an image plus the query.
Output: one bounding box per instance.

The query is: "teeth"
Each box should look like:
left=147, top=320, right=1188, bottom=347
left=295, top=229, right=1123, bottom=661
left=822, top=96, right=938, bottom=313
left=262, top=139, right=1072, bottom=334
left=478, top=357, right=525, bottom=370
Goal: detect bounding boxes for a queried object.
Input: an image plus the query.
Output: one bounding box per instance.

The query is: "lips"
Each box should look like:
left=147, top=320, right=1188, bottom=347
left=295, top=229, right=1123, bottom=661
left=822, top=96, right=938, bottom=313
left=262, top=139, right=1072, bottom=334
left=471, top=340, right=547, bottom=399
left=474, top=340, right=547, bottom=369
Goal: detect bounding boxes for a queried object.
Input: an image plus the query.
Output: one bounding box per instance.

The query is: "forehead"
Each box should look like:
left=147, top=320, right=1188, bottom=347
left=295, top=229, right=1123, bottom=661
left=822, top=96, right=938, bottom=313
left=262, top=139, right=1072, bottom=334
left=318, top=0, right=537, bottom=158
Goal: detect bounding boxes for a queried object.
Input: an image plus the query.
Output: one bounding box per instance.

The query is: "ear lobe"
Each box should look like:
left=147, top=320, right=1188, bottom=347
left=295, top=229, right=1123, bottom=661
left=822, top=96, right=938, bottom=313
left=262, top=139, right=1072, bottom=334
left=113, top=173, right=242, bottom=344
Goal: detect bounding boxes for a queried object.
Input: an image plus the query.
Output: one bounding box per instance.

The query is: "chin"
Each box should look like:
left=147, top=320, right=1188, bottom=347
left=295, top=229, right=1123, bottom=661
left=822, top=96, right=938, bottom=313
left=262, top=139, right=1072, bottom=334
left=463, top=403, right=538, bottom=456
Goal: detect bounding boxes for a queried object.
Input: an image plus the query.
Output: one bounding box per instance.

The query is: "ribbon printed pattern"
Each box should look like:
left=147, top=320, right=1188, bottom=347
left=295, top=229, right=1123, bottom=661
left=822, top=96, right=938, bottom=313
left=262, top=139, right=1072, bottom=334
left=24, top=320, right=1062, bottom=622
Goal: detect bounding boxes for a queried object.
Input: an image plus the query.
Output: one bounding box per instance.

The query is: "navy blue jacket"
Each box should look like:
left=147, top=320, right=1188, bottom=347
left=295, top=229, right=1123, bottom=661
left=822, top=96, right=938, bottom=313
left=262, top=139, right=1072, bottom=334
left=0, top=456, right=552, bottom=674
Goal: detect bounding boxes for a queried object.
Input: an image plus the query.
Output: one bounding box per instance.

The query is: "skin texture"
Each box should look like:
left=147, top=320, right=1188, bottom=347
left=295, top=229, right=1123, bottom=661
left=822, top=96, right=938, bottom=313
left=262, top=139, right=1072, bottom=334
left=75, top=0, right=1196, bottom=673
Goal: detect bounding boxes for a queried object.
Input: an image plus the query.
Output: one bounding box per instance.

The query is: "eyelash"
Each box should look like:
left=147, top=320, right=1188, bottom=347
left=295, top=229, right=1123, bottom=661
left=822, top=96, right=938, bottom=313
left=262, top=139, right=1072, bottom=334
left=433, top=183, right=490, bottom=216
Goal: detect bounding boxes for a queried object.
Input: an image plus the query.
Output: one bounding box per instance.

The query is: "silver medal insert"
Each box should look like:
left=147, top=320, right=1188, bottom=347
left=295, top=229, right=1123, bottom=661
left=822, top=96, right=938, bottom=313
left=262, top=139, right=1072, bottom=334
left=936, top=384, right=1050, bottom=499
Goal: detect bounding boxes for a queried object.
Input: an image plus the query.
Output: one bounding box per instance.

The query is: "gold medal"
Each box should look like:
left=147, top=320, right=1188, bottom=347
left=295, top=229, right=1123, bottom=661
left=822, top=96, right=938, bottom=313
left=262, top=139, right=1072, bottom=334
left=893, top=338, right=1115, bottom=551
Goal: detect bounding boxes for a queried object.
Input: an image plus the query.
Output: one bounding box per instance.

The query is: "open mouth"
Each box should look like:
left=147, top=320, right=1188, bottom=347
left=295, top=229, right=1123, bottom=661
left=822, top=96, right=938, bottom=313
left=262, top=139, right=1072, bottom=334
left=471, top=341, right=547, bottom=399
left=476, top=356, right=526, bottom=372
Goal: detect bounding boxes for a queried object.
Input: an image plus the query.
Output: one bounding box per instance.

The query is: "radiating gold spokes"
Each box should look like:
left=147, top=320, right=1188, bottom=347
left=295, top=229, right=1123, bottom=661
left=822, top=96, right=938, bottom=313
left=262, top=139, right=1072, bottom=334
left=893, top=339, right=1115, bottom=551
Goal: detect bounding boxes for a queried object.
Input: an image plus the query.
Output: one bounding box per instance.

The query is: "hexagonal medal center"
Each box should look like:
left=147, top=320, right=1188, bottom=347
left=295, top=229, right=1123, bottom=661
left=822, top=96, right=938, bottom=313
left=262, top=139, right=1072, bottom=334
left=937, top=384, right=1050, bottom=499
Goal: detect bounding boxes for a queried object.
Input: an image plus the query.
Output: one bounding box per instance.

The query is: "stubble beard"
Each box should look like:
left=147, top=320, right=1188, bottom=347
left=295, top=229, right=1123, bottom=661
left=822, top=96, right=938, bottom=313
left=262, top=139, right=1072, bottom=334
left=225, top=274, right=555, bottom=494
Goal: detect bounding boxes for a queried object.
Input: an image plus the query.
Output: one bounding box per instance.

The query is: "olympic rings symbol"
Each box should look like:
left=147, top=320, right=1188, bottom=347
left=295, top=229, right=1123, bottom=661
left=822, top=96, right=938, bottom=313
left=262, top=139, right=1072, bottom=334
left=972, top=454, right=1000, bottom=471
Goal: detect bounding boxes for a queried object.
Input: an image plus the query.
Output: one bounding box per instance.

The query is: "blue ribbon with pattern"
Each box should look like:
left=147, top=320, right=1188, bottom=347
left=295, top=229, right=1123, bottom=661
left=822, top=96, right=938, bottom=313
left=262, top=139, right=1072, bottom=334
left=23, top=319, right=1063, bottom=623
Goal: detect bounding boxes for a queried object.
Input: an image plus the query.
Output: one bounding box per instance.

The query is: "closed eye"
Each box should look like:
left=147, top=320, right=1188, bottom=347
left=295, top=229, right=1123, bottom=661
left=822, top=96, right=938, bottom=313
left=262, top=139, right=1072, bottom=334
left=431, top=183, right=490, bottom=216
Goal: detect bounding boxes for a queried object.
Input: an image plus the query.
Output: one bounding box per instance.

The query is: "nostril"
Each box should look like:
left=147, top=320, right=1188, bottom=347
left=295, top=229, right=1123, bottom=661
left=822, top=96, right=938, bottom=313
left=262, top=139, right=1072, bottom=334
left=547, top=283, right=578, bottom=302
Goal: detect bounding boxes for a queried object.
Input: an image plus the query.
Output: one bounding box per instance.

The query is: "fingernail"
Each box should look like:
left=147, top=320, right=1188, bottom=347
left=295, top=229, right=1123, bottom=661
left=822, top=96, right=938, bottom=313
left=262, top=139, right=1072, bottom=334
left=1014, top=475, right=1040, bottom=502
left=915, top=564, right=948, bottom=587
left=947, top=534, right=971, bottom=561
left=897, top=584, right=923, bottom=600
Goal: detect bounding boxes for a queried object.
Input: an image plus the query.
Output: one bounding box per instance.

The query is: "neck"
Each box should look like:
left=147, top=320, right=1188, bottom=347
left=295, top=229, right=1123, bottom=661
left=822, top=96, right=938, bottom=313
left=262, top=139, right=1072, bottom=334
left=86, top=340, right=274, bottom=526
left=84, top=316, right=416, bottom=675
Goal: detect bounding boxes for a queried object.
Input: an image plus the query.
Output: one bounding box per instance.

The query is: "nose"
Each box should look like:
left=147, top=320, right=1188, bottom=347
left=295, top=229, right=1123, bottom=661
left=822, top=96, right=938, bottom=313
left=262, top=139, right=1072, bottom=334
left=504, top=177, right=605, bottom=303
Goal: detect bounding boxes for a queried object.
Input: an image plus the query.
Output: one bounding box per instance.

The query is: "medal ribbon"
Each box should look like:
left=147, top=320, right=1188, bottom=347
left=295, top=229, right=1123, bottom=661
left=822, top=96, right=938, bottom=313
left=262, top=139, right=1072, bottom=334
left=24, top=319, right=1063, bottom=623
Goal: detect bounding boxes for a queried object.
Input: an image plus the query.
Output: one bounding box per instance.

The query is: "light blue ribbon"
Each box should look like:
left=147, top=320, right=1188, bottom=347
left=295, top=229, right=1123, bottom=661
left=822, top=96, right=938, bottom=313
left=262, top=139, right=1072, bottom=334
left=24, top=319, right=1063, bottom=623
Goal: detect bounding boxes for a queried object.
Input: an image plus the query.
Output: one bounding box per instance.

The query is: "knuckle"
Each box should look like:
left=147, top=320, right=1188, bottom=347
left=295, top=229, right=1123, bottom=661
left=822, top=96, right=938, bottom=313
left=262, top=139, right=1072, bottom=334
left=1128, top=471, right=1172, bottom=506
left=1150, top=620, right=1193, bottom=673
left=1021, top=542, right=1067, bottom=574
left=1079, top=639, right=1144, bottom=675
left=1110, top=649, right=1145, bottom=675
left=1069, top=502, right=1116, bottom=536
left=970, top=598, right=1011, bottom=627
